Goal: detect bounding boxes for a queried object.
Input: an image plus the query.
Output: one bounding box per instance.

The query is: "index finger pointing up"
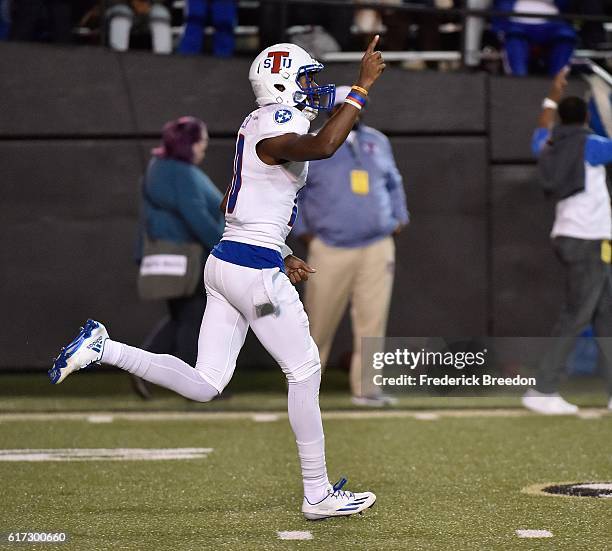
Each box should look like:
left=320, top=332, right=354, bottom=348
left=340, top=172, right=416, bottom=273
left=366, top=34, right=379, bottom=54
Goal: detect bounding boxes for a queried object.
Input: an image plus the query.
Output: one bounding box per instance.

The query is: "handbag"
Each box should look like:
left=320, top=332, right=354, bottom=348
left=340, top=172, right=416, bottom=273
left=137, top=235, right=203, bottom=300
left=137, top=176, right=204, bottom=301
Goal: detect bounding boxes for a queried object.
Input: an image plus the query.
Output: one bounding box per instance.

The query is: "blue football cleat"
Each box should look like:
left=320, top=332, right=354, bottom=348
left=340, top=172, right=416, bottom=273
left=48, top=319, right=108, bottom=384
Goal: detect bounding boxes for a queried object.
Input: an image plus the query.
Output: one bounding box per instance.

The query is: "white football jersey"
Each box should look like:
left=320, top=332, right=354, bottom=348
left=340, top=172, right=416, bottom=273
left=222, top=104, right=310, bottom=251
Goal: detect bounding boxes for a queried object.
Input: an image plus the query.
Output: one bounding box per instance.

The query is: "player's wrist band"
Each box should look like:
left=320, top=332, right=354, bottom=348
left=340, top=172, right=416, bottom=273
left=542, top=97, right=558, bottom=110
left=351, top=85, right=368, bottom=96
left=344, top=90, right=367, bottom=111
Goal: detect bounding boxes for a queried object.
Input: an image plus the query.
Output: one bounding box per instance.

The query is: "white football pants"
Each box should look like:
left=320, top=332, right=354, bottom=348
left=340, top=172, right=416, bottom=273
left=197, top=254, right=322, bottom=390
left=102, top=255, right=328, bottom=501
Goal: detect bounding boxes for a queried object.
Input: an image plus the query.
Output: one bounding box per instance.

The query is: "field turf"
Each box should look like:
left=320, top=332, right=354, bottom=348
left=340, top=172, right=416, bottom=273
left=0, top=371, right=610, bottom=550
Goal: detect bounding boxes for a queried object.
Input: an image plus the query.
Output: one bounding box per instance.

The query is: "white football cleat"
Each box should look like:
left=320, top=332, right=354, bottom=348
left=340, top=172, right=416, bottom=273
left=48, top=319, right=108, bottom=384
left=608, top=397, right=612, bottom=411
left=522, top=388, right=578, bottom=415
left=302, top=478, right=376, bottom=521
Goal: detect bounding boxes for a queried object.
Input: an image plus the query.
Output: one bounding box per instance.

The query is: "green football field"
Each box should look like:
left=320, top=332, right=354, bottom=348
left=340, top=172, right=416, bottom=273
left=0, top=371, right=610, bottom=551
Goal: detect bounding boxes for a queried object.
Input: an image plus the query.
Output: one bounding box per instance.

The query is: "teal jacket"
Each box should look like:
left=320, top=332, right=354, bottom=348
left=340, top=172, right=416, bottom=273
left=139, top=157, right=225, bottom=260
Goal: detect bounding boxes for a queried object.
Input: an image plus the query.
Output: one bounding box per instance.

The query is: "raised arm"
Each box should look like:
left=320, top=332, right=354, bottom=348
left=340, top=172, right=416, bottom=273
left=537, top=67, right=569, bottom=130
left=257, top=35, right=386, bottom=164
left=532, top=67, right=569, bottom=156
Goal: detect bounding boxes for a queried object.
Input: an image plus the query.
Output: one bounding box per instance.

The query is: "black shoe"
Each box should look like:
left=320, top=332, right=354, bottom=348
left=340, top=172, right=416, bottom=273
left=130, top=375, right=153, bottom=400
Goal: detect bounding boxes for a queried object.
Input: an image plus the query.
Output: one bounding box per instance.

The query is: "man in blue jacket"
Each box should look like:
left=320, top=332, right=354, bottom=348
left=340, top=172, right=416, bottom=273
left=292, top=86, right=409, bottom=406
left=523, top=69, right=612, bottom=414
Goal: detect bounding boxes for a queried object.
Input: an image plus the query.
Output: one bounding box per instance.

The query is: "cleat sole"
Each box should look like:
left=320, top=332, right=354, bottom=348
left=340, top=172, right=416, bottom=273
left=303, top=496, right=376, bottom=521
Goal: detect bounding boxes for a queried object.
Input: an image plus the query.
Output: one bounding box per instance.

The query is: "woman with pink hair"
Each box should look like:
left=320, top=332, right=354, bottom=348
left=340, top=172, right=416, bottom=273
left=135, top=116, right=225, bottom=398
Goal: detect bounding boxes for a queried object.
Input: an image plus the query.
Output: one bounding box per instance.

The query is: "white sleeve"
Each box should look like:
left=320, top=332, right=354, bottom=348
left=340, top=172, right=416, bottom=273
left=280, top=243, right=293, bottom=259
left=257, top=106, right=310, bottom=141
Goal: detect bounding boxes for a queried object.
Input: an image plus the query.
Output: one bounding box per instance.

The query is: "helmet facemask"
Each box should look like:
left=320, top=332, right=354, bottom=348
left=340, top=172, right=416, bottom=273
left=293, top=64, right=336, bottom=121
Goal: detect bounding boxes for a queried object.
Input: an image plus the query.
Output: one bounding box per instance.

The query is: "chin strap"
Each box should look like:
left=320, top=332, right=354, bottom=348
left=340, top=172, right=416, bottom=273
left=292, top=100, right=317, bottom=121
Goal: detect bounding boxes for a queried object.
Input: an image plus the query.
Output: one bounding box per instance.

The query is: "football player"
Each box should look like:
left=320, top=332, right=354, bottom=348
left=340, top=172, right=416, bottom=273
left=49, top=35, right=385, bottom=520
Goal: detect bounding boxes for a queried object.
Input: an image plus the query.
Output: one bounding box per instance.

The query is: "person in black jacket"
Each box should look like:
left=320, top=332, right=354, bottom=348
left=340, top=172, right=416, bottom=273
left=523, top=70, right=612, bottom=414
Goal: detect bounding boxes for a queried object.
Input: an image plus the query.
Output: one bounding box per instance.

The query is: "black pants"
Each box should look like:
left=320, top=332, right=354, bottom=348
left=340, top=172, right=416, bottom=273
left=537, top=236, right=612, bottom=395
left=144, top=292, right=206, bottom=367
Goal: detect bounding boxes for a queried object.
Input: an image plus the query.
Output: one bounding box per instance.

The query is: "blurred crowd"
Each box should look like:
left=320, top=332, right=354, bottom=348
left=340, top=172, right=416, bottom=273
left=1, top=1, right=612, bottom=74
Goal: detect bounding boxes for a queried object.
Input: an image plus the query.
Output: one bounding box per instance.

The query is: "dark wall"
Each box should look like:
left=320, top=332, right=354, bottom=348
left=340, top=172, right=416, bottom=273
left=491, top=165, right=561, bottom=336
left=0, top=43, right=567, bottom=368
left=490, top=76, right=588, bottom=162
left=388, top=137, right=488, bottom=336
left=1, top=140, right=160, bottom=367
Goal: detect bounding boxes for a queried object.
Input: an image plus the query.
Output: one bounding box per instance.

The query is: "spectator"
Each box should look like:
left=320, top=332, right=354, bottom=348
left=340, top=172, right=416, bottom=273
left=353, top=0, right=390, bottom=40
left=106, top=0, right=171, bottom=54
left=0, top=0, right=9, bottom=40
left=494, top=0, right=576, bottom=76
left=133, top=116, right=225, bottom=398
left=523, top=68, right=612, bottom=414
left=287, top=26, right=341, bottom=60
left=464, top=0, right=492, bottom=68
left=258, top=0, right=353, bottom=51
left=354, top=0, right=448, bottom=55
left=9, top=0, right=75, bottom=43
left=292, top=86, right=409, bottom=407
left=177, top=0, right=237, bottom=57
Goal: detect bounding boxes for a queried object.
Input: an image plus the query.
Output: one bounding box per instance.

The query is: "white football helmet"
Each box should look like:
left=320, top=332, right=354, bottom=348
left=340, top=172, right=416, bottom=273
left=249, top=43, right=336, bottom=121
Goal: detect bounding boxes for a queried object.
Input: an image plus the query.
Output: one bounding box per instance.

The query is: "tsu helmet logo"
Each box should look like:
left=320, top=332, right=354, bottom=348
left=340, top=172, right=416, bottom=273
left=263, top=51, right=292, bottom=73
left=274, top=109, right=293, bottom=124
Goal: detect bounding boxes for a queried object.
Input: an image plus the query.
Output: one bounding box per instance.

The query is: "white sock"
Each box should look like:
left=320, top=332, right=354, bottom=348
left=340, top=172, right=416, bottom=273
left=101, top=338, right=122, bottom=365
left=101, top=339, right=218, bottom=402
left=288, top=370, right=329, bottom=503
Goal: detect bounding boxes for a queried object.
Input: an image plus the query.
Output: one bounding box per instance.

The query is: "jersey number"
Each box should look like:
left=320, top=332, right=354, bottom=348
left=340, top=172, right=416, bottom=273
left=227, top=134, right=245, bottom=214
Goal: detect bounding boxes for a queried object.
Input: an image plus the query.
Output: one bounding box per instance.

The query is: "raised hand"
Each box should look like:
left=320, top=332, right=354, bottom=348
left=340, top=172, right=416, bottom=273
left=548, top=66, right=569, bottom=103
left=357, top=34, right=386, bottom=92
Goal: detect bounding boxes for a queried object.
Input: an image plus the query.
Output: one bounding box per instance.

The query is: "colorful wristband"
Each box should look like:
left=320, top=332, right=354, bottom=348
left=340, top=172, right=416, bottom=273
left=351, top=85, right=369, bottom=96
left=344, top=90, right=367, bottom=111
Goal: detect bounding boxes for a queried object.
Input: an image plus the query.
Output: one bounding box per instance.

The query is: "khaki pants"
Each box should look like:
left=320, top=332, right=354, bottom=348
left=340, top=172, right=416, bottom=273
left=305, top=236, right=395, bottom=397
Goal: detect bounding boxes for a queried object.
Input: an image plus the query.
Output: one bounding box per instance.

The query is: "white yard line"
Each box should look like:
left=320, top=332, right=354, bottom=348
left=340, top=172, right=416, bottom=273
left=0, top=408, right=607, bottom=423
left=277, top=531, right=313, bottom=540
left=516, top=529, right=553, bottom=538
left=86, top=414, right=114, bottom=424
left=413, top=412, right=440, bottom=421
left=0, top=447, right=213, bottom=461
left=577, top=410, right=603, bottom=420
left=252, top=413, right=279, bottom=422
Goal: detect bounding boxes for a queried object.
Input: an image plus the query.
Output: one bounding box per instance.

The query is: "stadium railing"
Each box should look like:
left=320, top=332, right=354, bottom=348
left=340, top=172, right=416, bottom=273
left=70, top=0, right=612, bottom=65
